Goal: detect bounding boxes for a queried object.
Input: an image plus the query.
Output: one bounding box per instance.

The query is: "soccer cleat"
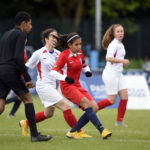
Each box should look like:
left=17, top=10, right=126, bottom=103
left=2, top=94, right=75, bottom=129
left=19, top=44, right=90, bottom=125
left=66, top=131, right=82, bottom=139
left=7, top=114, right=15, bottom=118
left=78, top=131, right=92, bottom=138
left=115, top=121, right=128, bottom=127
left=102, top=129, right=112, bottom=139
left=19, top=120, right=29, bottom=136
left=31, top=134, right=53, bottom=142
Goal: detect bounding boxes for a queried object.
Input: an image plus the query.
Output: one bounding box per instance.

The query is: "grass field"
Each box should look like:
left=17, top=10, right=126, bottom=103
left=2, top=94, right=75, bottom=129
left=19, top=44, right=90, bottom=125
left=0, top=96, right=150, bottom=150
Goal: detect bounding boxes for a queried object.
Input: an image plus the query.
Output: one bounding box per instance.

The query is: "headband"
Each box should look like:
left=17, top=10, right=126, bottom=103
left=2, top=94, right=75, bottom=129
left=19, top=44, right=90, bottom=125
left=67, top=35, right=79, bottom=43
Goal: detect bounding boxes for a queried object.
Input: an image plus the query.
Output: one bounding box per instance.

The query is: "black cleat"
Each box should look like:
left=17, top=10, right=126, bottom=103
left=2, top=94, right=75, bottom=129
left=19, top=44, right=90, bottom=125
left=31, top=134, right=53, bottom=142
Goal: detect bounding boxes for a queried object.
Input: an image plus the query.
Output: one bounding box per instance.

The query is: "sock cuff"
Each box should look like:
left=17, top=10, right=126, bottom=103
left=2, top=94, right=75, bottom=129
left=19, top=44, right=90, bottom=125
left=120, top=99, right=128, bottom=103
left=63, top=109, right=71, bottom=114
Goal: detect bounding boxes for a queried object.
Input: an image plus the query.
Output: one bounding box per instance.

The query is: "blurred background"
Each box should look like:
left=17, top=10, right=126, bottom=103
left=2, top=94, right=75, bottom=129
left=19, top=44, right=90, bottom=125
left=0, top=0, right=150, bottom=69
left=0, top=0, right=150, bottom=105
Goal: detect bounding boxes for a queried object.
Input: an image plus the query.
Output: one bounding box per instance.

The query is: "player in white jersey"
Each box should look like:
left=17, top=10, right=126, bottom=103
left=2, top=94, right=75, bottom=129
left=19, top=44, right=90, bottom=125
left=19, top=28, right=91, bottom=138
left=97, top=24, right=130, bottom=127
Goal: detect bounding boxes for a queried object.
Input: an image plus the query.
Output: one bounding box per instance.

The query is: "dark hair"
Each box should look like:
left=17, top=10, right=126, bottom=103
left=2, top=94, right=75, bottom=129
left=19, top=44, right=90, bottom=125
left=41, top=28, right=57, bottom=45
left=15, top=11, right=31, bottom=25
left=57, top=32, right=81, bottom=50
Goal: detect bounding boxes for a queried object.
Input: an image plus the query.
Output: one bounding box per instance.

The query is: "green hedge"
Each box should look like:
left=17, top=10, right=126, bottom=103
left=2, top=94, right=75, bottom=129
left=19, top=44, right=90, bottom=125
left=126, top=59, right=144, bottom=69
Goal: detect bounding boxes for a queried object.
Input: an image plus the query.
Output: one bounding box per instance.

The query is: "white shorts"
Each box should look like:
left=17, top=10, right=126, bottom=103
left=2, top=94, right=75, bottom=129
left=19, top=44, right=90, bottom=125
left=102, top=70, right=127, bottom=95
left=36, top=83, right=62, bottom=108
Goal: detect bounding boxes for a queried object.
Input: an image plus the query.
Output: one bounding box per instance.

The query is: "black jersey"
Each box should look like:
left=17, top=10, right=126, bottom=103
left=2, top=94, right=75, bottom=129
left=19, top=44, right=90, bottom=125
left=0, top=27, right=31, bottom=82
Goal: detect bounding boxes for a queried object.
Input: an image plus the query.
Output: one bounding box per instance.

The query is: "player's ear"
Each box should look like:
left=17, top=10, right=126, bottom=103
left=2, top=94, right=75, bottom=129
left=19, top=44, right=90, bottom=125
left=68, top=43, right=72, bottom=48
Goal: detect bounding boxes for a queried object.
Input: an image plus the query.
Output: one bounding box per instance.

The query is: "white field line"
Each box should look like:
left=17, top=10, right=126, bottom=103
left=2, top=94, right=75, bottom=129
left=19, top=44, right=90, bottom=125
left=0, top=127, right=149, bottom=135
left=0, top=127, right=150, bottom=143
left=0, top=133, right=150, bottom=144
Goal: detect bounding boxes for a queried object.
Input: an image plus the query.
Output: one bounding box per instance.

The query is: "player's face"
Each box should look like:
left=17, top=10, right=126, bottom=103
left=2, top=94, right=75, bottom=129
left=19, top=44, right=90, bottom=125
left=68, top=38, right=82, bottom=53
left=23, top=20, right=32, bottom=34
left=114, top=26, right=124, bottom=42
left=47, top=31, right=58, bottom=48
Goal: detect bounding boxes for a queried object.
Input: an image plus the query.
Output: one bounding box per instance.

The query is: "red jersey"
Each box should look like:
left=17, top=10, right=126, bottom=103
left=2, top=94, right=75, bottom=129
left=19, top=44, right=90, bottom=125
left=52, top=49, right=86, bottom=85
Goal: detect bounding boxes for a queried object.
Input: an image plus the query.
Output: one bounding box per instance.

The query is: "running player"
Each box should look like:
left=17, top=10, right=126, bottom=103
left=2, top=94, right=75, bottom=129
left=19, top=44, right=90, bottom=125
left=51, top=32, right=112, bottom=139
left=98, top=24, right=130, bottom=127
left=0, top=11, right=51, bottom=142
left=19, top=28, right=91, bottom=138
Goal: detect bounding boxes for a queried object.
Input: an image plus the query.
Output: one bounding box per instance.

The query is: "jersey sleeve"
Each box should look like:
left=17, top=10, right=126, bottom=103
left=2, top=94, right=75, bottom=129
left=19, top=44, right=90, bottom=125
left=79, top=50, right=91, bottom=72
left=14, top=32, right=31, bottom=82
left=52, top=52, right=67, bottom=71
left=106, top=41, right=117, bottom=58
left=26, top=50, right=40, bottom=69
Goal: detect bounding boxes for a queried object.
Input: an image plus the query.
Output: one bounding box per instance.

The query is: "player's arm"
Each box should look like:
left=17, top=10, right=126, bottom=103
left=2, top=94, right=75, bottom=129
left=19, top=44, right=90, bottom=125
left=50, top=52, right=74, bottom=84
left=14, top=33, right=31, bottom=82
left=81, top=51, right=92, bottom=77
left=106, top=44, right=130, bottom=66
left=26, top=50, right=40, bottom=69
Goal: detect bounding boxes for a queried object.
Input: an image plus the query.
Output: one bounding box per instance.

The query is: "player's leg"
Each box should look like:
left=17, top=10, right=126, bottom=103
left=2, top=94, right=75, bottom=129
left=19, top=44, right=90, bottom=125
left=55, top=99, right=92, bottom=139
left=20, top=106, right=55, bottom=136
left=96, top=72, right=118, bottom=110
left=116, top=74, right=128, bottom=127
left=70, top=97, right=112, bottom=139
left=8, top=99, right=22, bottom=118
left=0, top=99, right=5, bottom=114
left=116, top=89, right=128, bottom=127
left=61, top=85, right=112, bottom=139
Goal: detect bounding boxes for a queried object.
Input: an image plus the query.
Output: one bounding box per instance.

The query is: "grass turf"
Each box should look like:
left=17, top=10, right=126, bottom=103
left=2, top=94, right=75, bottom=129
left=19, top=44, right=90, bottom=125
left=0, top=96, right=150, bottom=150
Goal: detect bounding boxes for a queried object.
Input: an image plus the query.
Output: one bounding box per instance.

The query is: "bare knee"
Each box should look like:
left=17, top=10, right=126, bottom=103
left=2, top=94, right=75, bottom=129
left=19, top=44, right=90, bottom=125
left=18, top=92, right=33, bottom=104
left=44, top=107, right=55, bottom=118
left=54, top=100, right=70, bottom=111
left=0, top=99, right=5, bottom=114
left=91, top=101, right=99, bottom=112
left=107, top=95, right=117, bottom=104
left=45, top=112, right=54, bottom=118
left=79, top=97, right=92, bottom=109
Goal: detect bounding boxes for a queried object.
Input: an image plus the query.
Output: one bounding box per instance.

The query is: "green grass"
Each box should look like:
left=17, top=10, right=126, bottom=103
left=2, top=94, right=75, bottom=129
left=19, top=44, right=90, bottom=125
left=0, top=96, right=150, bottom=150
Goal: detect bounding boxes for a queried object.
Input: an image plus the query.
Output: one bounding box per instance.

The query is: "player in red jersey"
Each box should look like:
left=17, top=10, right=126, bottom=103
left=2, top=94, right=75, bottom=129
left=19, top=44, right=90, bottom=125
left=51, top=32, right=112, bottom=139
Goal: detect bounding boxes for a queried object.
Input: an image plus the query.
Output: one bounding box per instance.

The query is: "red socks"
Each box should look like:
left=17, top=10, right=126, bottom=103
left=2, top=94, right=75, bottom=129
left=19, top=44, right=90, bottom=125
left=97, top=99, right=112, bottom=110
left=26, top=111, right=47, bottom=126
left=63, top=109, right=81, bottom=132
left=117, top=99, right=128, bottom=122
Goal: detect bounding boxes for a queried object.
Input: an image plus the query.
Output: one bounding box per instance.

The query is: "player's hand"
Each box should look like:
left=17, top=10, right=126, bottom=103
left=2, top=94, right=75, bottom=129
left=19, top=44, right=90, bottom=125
left=123, top=59, right=130, bottom=67
left=26, top=80, right=35, bottom=88
left=85, top=71, right=92, bottom=77
left=65, top=77, right=75, bottom=84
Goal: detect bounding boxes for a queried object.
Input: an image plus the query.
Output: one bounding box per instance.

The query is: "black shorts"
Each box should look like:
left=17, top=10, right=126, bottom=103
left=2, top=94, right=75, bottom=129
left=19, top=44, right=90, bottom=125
left=0, top=72, right=29, bottom=100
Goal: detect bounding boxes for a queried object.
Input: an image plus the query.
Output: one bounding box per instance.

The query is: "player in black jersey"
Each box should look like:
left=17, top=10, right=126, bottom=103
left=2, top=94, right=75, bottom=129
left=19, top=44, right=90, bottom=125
left=0, top=11, right=52, bottom=142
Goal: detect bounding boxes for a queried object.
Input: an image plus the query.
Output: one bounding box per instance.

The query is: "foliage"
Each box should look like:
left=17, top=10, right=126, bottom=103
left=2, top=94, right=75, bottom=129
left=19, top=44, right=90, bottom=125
left=125, top=58, right=144, bottom=69
left=0, top=0, right=150, bottom=19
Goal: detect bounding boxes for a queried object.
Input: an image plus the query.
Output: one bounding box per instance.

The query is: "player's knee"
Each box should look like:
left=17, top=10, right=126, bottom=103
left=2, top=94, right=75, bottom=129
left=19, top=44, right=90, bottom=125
left=0, top=106, right=5, bottom=114
left=80, top=98, right=92, bottom=109
left=0, top=99, right=5, bottom=114
left=45, top=112, right=54, bottom=118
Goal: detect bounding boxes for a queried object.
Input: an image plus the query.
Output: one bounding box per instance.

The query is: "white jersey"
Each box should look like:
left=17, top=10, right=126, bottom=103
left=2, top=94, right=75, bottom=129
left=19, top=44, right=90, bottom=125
left=104, top=38, right=126, bottom=73
left=26, top=46, right=61, bottom=88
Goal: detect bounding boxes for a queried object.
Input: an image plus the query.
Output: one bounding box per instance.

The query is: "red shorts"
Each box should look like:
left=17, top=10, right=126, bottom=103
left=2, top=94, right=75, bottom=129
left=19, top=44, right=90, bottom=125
left=60, top=83, right=93, bottom=107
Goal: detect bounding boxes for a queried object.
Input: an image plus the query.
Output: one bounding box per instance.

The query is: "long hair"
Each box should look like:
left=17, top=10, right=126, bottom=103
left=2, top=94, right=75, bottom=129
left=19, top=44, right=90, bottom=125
left=102, top=24, right=122, bottom=50
left=57, top=32, right=81, bottom=51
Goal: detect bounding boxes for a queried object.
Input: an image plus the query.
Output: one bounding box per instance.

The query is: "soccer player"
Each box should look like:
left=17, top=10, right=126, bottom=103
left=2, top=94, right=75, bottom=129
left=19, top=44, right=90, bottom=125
left=0, top=11, right=52, bottom=142
left=98, top=24, right=130, bottom=127
left=19, top=28, right=91, bottom=138
left=6, top=49, right=27, bottom=118
left=50, top=32, right=112, bottom=139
